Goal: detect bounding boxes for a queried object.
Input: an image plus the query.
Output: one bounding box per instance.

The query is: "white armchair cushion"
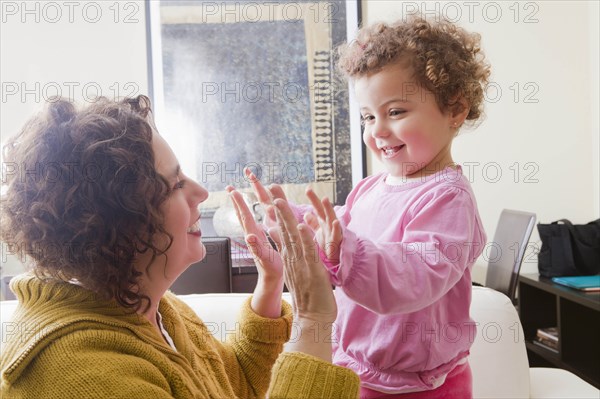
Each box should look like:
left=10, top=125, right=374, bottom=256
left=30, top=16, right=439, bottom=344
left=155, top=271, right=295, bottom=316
left=178, top=293, right=253, bottom=341
left=529, top=367, right=599, bottom=398
left=469, top=287, right=530, bottom=398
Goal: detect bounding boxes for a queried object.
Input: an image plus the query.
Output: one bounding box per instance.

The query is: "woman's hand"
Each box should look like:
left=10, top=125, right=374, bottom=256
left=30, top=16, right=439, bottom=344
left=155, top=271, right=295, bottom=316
left=244, top=167, right=287, bottom=229
left=270, top=198, right=337, bottom=361
left=227, top=186, right=283, bottom=319
left=303, top=188, right=342, bottom=265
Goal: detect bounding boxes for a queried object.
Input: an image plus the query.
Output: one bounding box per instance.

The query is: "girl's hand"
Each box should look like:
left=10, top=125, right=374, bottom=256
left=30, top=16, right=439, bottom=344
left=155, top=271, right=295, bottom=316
left=227, top=186, right=283, bottom=319
left=270, top=198, right=337, bottom=361
left=244, top=167, right=287, bottom=229
left=304, top=188, right=342, bottom=265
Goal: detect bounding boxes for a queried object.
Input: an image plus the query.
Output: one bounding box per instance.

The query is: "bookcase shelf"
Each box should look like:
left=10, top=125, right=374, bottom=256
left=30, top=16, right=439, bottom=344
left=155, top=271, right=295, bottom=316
left=518, top=273, right=600, bottom=388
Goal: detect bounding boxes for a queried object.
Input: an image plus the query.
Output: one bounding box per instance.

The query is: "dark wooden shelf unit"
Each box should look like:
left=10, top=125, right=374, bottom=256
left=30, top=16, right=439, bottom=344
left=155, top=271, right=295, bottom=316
left=518, top=273, right=600, bottom=388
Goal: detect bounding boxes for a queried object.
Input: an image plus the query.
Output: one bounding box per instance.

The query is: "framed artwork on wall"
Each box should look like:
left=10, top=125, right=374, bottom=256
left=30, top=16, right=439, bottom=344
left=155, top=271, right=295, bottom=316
left=147, top=0, right=364, bottom=210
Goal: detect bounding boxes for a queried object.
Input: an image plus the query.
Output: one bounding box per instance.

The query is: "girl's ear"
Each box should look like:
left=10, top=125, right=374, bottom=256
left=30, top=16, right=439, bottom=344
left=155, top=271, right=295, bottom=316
left=450, top=96, right=470, bottom=127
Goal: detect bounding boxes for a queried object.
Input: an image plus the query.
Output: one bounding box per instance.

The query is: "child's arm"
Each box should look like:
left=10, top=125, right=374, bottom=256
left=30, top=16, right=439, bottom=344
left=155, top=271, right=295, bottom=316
left=308, top=187, right=485, bottom=315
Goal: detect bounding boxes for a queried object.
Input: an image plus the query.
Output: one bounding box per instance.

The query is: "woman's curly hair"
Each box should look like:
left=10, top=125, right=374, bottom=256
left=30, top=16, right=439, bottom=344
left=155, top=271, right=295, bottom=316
left=1, top=95, right=173, bottom=311
left=337, top=16, right=491, bottom=123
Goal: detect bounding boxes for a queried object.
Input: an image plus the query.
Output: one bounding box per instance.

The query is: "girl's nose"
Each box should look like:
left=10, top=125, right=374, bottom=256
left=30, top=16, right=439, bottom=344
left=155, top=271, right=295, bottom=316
left=371, top=120, right=390, bottom=138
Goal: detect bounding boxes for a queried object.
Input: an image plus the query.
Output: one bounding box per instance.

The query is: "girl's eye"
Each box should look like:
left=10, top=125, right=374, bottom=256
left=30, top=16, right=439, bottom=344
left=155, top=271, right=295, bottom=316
left=361, top=115, right=375, bottom=125
left=390, top=109, right=405, bottom=117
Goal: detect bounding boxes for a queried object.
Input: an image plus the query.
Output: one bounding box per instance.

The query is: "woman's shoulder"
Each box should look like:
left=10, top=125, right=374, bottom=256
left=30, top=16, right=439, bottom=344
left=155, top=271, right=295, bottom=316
left=0, top=302, right=158, bottom=390
left=1, top=325, right=175, bottom=397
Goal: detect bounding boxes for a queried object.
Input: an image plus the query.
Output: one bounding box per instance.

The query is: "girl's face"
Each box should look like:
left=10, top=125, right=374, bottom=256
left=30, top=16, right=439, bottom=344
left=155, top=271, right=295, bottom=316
left=355, top=63, right=461, bottom=179
left=148, top=132, right=209, bottom=285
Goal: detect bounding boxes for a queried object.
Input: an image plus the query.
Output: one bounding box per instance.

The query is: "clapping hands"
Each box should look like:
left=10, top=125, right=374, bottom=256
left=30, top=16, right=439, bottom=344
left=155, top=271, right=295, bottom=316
left=228, top=171, right=338, bottom=360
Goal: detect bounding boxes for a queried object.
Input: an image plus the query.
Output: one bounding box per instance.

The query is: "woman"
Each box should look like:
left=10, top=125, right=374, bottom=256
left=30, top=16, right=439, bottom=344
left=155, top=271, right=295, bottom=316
left=0, top=96, right=359, bottom=398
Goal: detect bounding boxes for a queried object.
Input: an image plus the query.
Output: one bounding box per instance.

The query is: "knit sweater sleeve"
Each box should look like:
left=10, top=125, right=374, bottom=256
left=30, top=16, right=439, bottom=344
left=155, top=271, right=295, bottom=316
left=213, top=297, right=294, bottom=398
left=268, top=352, right=360, bottom=398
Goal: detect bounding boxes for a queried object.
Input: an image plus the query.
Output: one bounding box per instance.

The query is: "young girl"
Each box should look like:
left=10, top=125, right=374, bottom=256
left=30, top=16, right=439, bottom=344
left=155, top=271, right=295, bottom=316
left=249, top=16, right=490, bottom=398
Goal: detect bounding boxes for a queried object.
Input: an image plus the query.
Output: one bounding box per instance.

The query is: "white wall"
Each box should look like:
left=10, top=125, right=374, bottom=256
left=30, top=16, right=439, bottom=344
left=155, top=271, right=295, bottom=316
left=1, top=1, right=598, bottom=284
left=362, top=0, right=600, bottom=281
left=0, top=1, right=148, bottom=279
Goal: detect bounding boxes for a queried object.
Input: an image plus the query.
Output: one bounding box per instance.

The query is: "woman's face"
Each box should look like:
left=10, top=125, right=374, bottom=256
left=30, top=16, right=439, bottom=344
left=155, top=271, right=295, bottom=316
left=149, top=132, right=209, bottom=284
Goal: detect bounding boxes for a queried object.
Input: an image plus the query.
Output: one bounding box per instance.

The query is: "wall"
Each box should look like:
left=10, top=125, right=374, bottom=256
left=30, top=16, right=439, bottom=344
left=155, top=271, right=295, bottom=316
left=1, top=1, right=598, bottom=284
left=0, top=0, right=148, bottom=279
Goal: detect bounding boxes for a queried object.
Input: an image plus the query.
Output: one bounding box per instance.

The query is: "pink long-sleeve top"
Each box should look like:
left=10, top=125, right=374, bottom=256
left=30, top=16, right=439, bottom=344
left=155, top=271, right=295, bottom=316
left=299, top=166, right=487, bottom=394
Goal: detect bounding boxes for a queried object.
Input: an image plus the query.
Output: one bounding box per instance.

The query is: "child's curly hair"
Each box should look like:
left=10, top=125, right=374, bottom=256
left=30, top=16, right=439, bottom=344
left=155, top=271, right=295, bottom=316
left=337, top=16, right=491, bottom=123
left=1, top=95, right=172, bottom=312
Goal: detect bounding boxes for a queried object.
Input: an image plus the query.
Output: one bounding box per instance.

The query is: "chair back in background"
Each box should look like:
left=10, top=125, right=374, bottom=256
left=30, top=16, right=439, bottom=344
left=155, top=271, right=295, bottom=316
left=485, top=209, right=536, bottom=303
left=170, top=236, right=232, bottom=294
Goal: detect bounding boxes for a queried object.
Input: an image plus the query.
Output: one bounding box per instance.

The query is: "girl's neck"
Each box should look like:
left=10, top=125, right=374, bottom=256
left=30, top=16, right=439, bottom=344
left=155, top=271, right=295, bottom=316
left=386, top=162, right=458, bottom=186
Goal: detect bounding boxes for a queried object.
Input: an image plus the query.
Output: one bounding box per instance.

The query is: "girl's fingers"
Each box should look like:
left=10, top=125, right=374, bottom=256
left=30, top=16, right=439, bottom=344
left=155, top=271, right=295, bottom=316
left=322, top=196, right=337, bottom=228
left=331, top=220, right=342, bottom=243
left=303, top=212, right=320, bottom=233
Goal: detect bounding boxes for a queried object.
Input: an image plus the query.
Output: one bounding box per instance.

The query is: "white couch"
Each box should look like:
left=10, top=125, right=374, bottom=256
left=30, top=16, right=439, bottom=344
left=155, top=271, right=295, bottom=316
left=1, top=286, right=598, bottom=398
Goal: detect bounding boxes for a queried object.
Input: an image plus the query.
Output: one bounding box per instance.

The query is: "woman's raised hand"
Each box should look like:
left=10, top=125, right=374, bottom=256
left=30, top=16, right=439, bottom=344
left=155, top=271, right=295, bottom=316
left=244, top=167, right=286, bottom=229
left=269, top=198, right=337, bottom=361
left=226, top=186, right=283, bottom=319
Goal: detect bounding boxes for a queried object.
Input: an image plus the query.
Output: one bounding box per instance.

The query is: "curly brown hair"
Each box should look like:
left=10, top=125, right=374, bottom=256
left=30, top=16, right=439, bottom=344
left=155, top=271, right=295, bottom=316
left=1, top=95, right=173, bottom=311
left=337, top=16, right=491, bottom=123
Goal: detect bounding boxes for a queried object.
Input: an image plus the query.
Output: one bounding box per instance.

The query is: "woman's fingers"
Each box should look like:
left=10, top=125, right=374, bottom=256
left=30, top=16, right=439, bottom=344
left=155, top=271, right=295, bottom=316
left=268, top=184, right=288, bottom=201
left=229, top=189, right=275, bottom=250
left=229, top=190, right=258, bottom=235
left=245, top=232, right=283, bottom=282
left=297, top=224, right=319, bottom=268
left=244, top=233, right=263, bottom=261
left=273, top=198, right=302, bottom=259
left=244, top=167, right=272, bottom=205
left=271, top=198, right=337, bottom=324
left=266, top=227, right=282, bottom=251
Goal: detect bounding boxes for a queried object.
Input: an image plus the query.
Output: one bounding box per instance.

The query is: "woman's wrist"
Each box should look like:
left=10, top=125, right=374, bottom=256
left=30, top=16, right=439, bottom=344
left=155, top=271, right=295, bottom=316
left=251, top=276, right=284, bottom=319
left=287, top=318, right=334, bottom=362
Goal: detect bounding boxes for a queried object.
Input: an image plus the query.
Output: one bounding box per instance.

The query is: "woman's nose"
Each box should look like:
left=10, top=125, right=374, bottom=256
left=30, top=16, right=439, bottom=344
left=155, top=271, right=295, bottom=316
left=190, top=180, right=209, bottom=205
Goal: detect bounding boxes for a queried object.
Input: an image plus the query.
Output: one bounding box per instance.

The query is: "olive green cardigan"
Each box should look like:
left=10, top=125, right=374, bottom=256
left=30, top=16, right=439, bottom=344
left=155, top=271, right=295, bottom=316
left=1, top=274, right=358, bottom=398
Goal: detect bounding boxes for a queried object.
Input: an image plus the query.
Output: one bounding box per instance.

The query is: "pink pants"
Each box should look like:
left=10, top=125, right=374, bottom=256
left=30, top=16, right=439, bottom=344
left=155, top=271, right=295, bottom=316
left=359, top=362, right=472, bottom=399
